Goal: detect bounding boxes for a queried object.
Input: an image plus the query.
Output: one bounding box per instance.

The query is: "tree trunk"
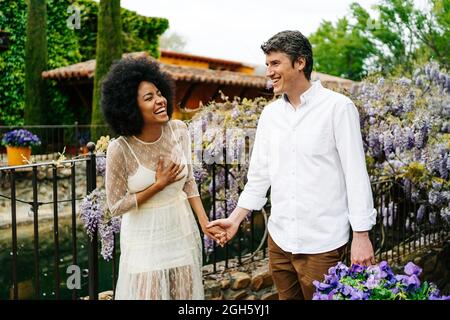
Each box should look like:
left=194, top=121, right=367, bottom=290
left=24, top=0, right=47, bottom=125
left=91, top=0, right=122, bottom=140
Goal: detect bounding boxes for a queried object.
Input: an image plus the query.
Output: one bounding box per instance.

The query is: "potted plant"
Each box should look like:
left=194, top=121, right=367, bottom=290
left=1, top=129, right=41, bottom=166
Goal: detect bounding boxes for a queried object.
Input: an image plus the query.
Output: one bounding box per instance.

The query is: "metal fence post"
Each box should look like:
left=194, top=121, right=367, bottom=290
left=86, top=142, right=98, bottom=300
left=74, top=122, right=79, bottom=156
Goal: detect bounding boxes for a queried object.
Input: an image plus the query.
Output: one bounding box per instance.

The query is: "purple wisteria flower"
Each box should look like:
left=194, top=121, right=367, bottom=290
left=382, top=202, right=396, bottom=227
left=79, top=188, right=121, bottom=261
left=416, top=205, right=426, bottom=223
left=415, top=120, right=430, bottom=149
left=440, top=206, right=450, bottom=226
left=193, top=164, right=208, bottom=184
left=203, top=234, right=214, bottom=254
left=96, top=156, right=106, bottom=177
left=231, top=107, right=240, bottom=119
left=98, top=216, right=121, bottom=261
left=79, top=189, right=106, bottom=240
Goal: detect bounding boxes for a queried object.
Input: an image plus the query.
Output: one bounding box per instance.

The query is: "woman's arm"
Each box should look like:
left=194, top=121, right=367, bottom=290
left=188, top=196, right=225, bottom=244
left=106, top=140, right=138, bottom=216
left=174, top=120, right=226, bottom=244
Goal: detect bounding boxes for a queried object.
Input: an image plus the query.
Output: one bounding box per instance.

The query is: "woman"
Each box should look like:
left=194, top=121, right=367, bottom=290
left=101, top=58, right=225, bottom=299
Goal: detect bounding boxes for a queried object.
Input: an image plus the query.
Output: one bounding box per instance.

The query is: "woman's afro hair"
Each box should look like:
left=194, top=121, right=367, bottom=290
left=101, top=57, right=175, bottom=136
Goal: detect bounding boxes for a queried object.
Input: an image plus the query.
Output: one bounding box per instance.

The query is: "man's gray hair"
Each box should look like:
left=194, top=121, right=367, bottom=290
left=261, top=30, right=313, bottom=80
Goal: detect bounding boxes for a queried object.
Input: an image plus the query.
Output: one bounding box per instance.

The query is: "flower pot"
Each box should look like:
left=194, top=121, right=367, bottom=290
left=80, top=146, right=88, bottom=155
left=6, top=146, right=31, bottom=166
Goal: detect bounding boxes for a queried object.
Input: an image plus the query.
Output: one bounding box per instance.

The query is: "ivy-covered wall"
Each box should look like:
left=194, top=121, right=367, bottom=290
left=0, top=0, right=169, bottom=125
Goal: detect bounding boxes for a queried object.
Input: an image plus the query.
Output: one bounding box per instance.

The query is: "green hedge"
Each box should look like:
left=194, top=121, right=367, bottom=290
left=0, top=0, right=168, bottom=125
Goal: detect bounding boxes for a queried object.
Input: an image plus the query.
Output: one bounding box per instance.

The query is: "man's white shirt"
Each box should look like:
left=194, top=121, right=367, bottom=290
left=237, top=80, right=377, bottom=254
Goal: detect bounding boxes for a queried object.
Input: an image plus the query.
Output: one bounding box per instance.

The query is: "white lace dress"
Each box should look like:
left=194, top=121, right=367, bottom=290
left=105, top=120, right=204, bottom=300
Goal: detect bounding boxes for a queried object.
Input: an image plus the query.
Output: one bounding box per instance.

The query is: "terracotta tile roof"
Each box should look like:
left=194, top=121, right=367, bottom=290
left=42, top=51, right=267, bottom=88
left=159, top=63, right=266, bottom=87
left=42, top=51, right=354, bottom=88
left=160, top=49, right=252, bottom=68
left=41, top=52, right=148, bottom=80
left=42, top=59, right=95, bottom=80
left=311, top=71, right=354, bottom=86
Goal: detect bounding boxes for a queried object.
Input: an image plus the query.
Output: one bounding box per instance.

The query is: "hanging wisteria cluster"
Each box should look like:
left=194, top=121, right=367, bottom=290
left=79, top=136, right=121, bottom=261
left=351, top=62, right=450, bottom=228
left=96, top=156, right=106, bottom=177
left=79, top=187, right=121, bottom=261
left=190, top=97, right=265, bottom=253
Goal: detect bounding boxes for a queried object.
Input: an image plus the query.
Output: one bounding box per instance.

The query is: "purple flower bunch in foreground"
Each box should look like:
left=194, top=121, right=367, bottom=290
left=1, top=129, right=41, bottom=147
left=79, top=188, right=121, bottom=261
left=313, top=261, right=449, bottom=300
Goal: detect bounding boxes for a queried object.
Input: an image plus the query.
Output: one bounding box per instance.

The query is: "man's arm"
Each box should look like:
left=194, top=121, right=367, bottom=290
left=235, top=110, right=271, bottom=212
left=207, top=110, right=271, bottom=242
left=333, top=101, right=377, bottom=266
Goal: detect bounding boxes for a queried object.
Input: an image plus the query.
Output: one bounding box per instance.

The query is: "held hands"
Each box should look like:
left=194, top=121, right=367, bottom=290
left=201, top=224, right=227, bottom=247
left=206, top=218, right=239, bottom=246
left=154, top=157, right=185, bottom=190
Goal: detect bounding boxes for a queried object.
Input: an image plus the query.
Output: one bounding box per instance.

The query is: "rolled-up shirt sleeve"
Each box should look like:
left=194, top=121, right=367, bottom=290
left=237, top=110, right=271, bottom=211
left=333, top=102, right=377, bottom=231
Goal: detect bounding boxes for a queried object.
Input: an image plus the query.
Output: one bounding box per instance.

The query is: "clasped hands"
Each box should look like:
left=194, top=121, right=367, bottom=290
left=203, top=217, right=239, bottom=247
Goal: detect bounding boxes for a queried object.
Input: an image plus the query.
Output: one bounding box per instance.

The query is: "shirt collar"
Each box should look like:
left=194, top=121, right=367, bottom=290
left=282, top=80, right=323, bottom=106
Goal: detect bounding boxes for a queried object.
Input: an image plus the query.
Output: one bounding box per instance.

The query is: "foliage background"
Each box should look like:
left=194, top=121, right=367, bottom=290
left=309, top=0, right=449, bottom=80
left=0, top=0, right=168, bottom=125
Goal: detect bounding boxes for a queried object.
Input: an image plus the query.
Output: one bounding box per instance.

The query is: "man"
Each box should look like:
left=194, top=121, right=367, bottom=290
left=207, top=30, right=377, bottom=300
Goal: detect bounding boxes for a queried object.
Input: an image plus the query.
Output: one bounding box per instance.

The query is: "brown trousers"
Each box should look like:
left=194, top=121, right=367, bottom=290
left=268, top=233, right=347, bottom=300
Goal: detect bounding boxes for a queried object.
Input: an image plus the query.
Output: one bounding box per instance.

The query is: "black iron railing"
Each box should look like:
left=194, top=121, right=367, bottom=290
left=0, top=143, right=104, bottom=300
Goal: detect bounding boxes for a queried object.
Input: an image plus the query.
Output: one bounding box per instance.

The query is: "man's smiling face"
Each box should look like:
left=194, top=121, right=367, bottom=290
left=265, top=51, right=304, bottom=95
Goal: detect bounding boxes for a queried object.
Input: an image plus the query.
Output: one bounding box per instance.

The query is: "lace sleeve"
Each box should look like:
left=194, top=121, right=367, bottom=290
left=176, top=121, right=200, bottom=198
left=105, top=139, right=138, bottom=216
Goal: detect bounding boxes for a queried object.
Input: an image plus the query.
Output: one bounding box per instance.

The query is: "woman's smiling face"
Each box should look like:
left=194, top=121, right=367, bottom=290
left=136, top=81, right=169, bottom=125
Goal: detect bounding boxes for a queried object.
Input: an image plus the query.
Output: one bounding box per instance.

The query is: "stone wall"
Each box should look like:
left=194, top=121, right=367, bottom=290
left=202, top=250, right=278, bottom=300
